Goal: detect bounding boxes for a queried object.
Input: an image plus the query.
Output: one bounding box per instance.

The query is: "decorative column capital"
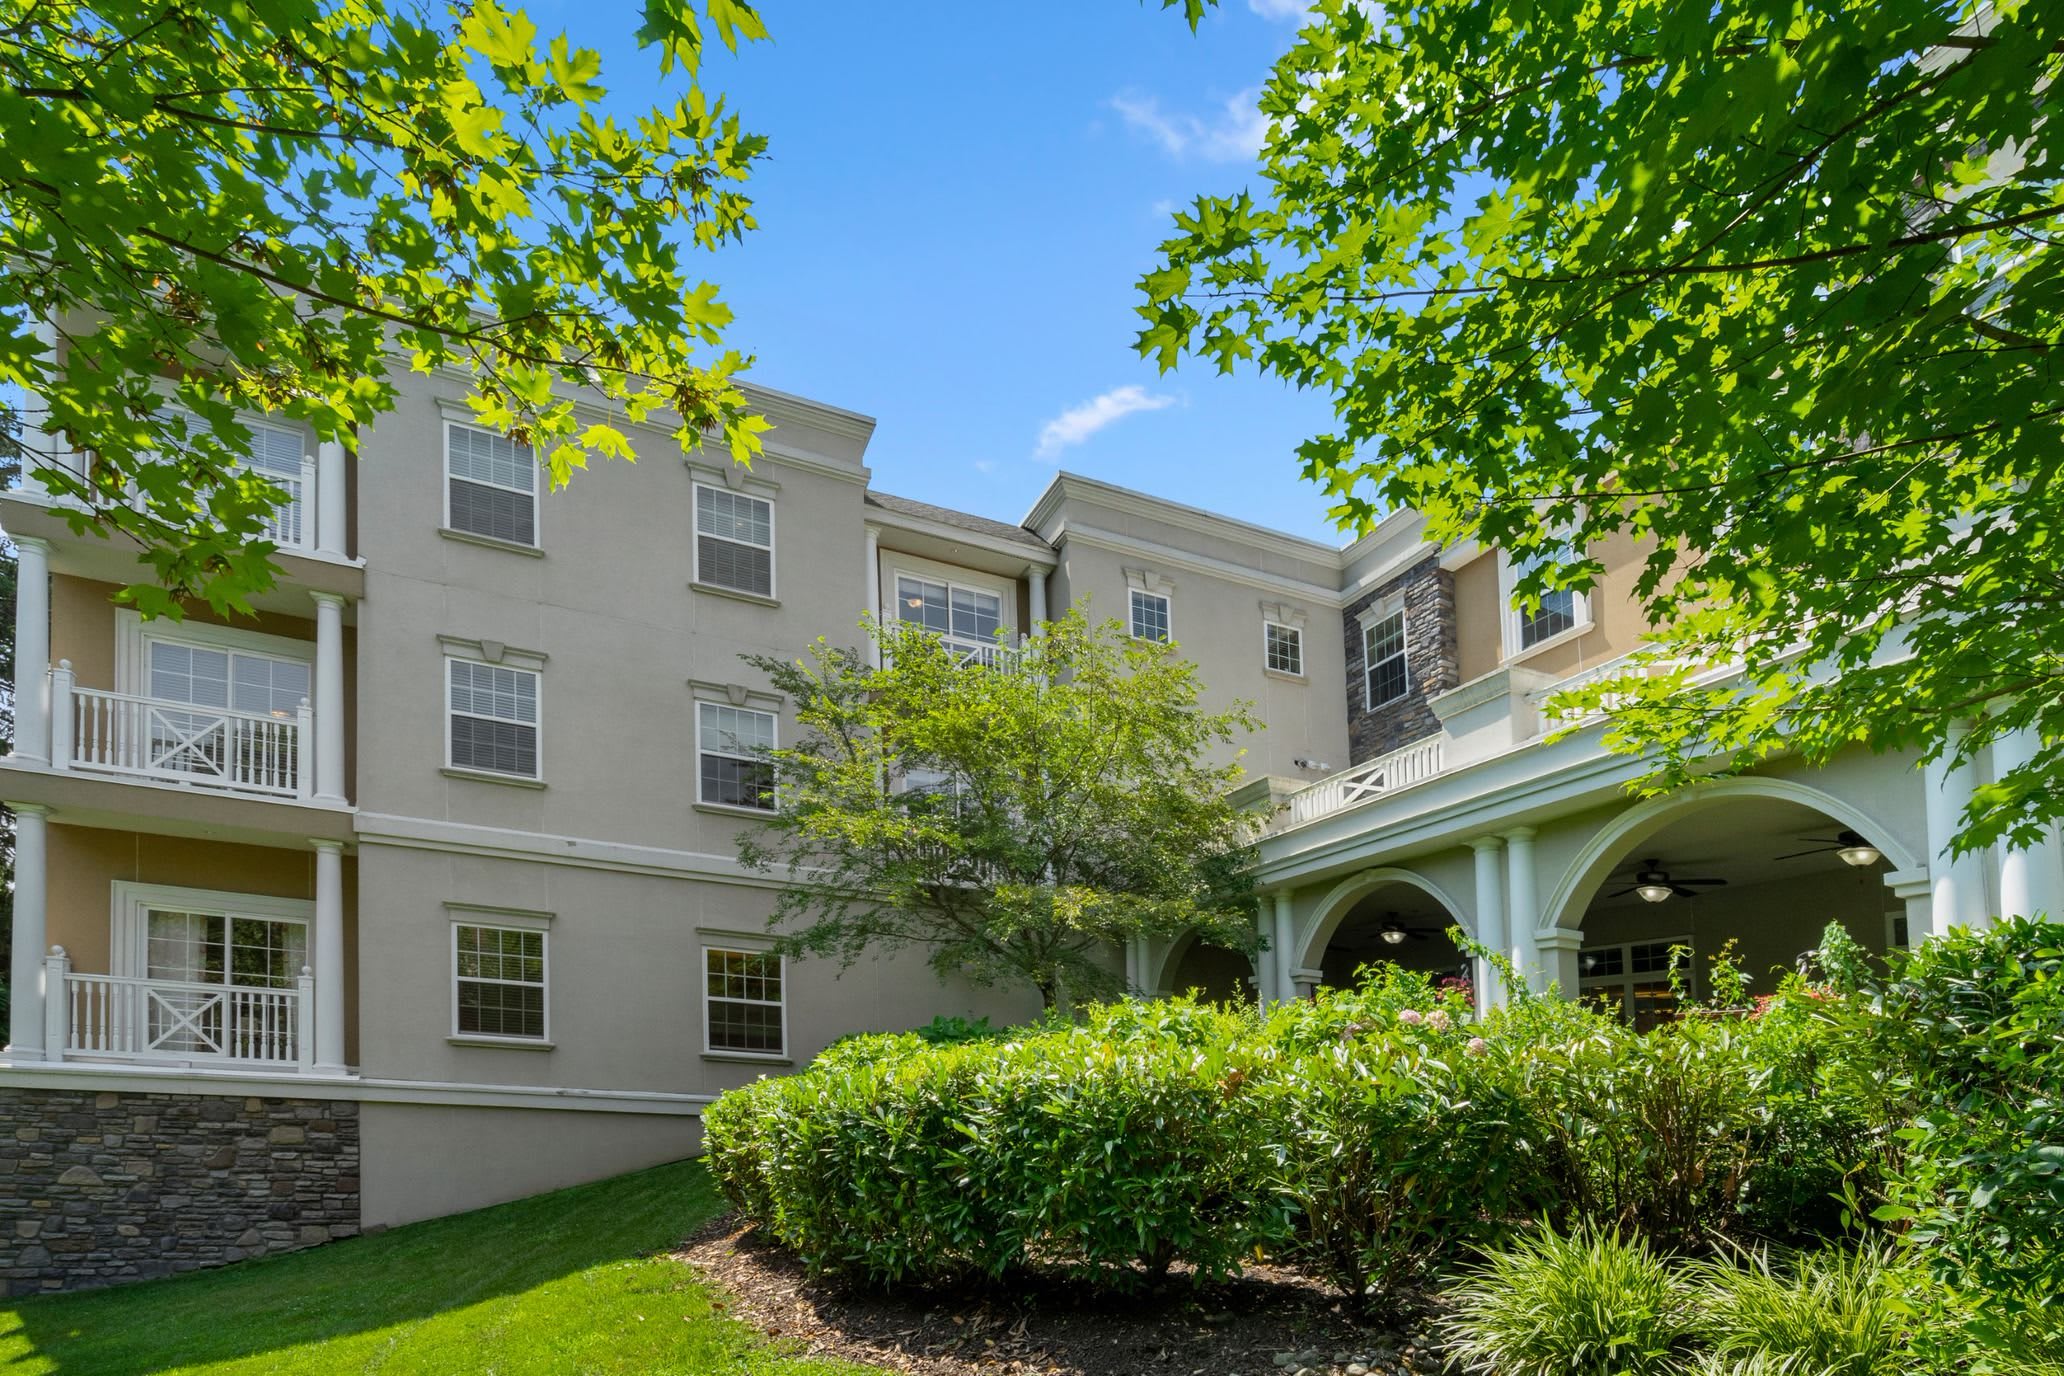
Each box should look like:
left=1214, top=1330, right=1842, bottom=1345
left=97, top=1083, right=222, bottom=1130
left=12, top=534, right=50, bottom=557
left=308, top=590, right=346, bottom=610
left=1502, top=825, right=1537, bottom=845
left=9, top=802, right=50, bottom=818
left=310, top=838, right=344, bottom=856
left=1469, top=834, right=1506, bottom=856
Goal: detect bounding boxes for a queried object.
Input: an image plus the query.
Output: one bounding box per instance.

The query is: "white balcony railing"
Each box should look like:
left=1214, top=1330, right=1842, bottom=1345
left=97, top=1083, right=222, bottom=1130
left=943, top=635, right=1022, bottom=670
left=45, top=953, right=314, bottom=1070
left=52, top=669, right=311, bottom=799
left=1283, top=735, right=1446, bottom=828
left=19, top=447, right=319, bottom=554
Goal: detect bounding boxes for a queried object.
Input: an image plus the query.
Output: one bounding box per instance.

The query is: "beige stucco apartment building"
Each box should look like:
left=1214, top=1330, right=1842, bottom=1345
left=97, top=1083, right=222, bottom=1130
left=2, top=358, right=2060, bottom=1292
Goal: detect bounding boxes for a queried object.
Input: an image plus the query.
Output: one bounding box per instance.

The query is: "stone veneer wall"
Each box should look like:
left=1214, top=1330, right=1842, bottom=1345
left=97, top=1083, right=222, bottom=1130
left=0, top=1086, right=359, bottom=1296
left=1342, top=554, right=1459, bottom=763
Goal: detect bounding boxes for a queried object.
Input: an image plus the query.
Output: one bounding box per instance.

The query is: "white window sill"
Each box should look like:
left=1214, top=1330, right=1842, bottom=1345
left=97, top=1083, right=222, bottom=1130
left=701, top=1050, right=792, bottom=1066
left=693, top=801, right=778, bottom=821
left=448, top=1035, right=554, bottom=1051
left=441, top=766, right=548, bottom=790
left=689, top=580, right=780, bottom=609
left=439, top=526, right=545, bottom=558
left=1505, top=619, right=1596, bottom=666
left=1263, top=667, right=1307, bottom=684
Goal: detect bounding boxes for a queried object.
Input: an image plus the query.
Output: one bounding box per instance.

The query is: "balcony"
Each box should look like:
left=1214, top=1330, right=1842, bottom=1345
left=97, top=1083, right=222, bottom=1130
left=943, top=635, right=1023, bottom=669
left=42, top=951, right=315, bottom=1071
left=1282, top=735, right=1447, bottom=829
left=51, top=672, right=311, bottom=799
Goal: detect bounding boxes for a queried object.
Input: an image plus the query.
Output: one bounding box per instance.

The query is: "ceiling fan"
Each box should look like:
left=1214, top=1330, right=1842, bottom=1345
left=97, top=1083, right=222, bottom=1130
left=1606, top=859, right=1727, bottom=904
left=1774, top=830, right=1884, bottom=868
left=1374, top=911, right=1441, bottom=946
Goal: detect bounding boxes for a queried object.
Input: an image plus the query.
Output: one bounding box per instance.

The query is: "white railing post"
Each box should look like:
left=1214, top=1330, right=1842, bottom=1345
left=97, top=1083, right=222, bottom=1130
left=47, top=660, right=74, bottom=771
left=296, top=967, right=317, bottom=1072
left=295, top=697, right=315, bottom=801
left=42, top=947, right=68, bottom=1062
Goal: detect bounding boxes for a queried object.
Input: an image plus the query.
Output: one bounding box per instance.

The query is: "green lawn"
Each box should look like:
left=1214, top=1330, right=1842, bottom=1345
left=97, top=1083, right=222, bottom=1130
left=0, top=1158, right=874, bottom=1376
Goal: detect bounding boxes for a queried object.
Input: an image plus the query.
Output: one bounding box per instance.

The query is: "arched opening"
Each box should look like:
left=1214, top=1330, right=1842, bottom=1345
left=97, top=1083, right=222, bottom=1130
left=1310, top=879, right=1470, bottom=998
left=1162, top=935, right=1253, bottom=1004
left=1558, top=792, right=1907, bottom=1029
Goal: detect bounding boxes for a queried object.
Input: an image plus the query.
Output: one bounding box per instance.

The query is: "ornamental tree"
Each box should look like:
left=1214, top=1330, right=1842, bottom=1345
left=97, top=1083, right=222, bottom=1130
left=736, top=610, right=1262, bottom=1008
left=1140, top=0, right=2061, bottom=855
left=0, top=0, right=769, bottom=615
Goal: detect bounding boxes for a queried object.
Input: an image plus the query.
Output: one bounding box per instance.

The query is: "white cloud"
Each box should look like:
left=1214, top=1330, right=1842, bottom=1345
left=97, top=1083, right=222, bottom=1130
left=1247, top=0, right=1307, bottom=18
left=1034, top=386, right=1178, bottom=459
left=1110, top=88, right=1268, bottom=163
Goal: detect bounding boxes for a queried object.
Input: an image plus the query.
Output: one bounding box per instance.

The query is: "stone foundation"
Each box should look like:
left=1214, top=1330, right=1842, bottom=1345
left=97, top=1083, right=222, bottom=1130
left=0, top=1085, right=360, bottom=1296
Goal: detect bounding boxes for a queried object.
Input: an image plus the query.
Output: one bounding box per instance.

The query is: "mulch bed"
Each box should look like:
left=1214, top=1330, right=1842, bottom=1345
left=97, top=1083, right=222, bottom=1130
left=675, top=1216, right=1451, bottom=1376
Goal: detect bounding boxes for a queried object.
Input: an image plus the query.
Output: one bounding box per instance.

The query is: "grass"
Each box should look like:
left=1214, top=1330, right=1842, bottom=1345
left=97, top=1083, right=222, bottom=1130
left=0, top=1157, right=873, bottom=1376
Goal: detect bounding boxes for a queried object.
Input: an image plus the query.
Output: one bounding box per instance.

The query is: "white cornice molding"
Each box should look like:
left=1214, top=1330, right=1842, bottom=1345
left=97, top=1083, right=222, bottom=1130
left=1058, top=524, right=1346, bottom=606
left=437, top=634, right=548, bottom=670
left=687, top=678, right=783, bottom=711
left=1023, top=472, right=1349, bottom=568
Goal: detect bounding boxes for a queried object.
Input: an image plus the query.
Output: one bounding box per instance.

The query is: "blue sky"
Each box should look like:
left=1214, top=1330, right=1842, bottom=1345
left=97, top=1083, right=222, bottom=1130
left=559, top=0, right=1349, bottom=543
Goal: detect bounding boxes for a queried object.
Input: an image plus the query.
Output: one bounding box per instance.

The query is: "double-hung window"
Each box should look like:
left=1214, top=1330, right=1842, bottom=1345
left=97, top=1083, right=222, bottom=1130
left=1363, top=609, right=1408, bottom=708
left=704, top=947, right=785, bottom=1055
left=694, top=485, right=774, bottom=597
left=453, top=924, right=547, bottom=1042
left=446, top=423, right=539, bottom=547
left=697, top=702, right=776, bottom=810
left=1130, top=589, right=1171, bottom=643
left=447, top=659, right=541, bottom=779
left=1264, top=622, right=1303, bottom=676
left=1520, top=588, right=1580, bottom=648
left=897, top=575, right=1004, bottom=660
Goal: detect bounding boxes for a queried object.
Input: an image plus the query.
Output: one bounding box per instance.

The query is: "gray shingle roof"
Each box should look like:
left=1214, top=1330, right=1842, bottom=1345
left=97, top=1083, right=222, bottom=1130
left=864, top=490, right=1052, bottom=554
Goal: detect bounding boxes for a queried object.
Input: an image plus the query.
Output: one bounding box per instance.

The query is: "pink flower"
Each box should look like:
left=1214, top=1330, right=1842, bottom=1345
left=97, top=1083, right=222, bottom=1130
left=1427, top=1010, right=1453, bottom=1032
left=1466, top=1037, right=1488, bottom=1057
left=1398, top=1009, right=1425, bottom=1026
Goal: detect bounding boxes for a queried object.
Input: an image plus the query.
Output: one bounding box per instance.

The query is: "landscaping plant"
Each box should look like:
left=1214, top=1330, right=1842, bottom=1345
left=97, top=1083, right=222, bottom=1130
left=1691, top=1243, right=1918, bottom=1376
left=1440, top=1225, right=1694, bottom=1376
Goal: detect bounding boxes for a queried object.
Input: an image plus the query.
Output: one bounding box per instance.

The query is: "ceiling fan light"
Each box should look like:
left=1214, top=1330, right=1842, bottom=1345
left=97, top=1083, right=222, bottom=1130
left=1635, top=882, right=1674, bottom=904
left=1837, top=843, right=1882, bottom=868
left=1380, top=924, right=1409, bottom=946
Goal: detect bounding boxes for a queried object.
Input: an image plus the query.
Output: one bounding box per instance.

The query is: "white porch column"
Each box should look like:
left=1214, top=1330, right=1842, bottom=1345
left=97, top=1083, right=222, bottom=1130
left=16, top=317, right=57, bottom=498
left=310, top=592, right=346, bottom=805
left=315, top=438, right=347, bottom=559
left=312, top=839, right=346, bottom=1073
left=1272, top=889, right=1297, bottom=1004
left=1470, top=835, right=1508, bottom=1011
left=1923, top=734, right=1989, bottom=933
left=13, top=536, right=50, bottom=765
left=1255, top=898, right=1276, bottom=1010
left=7, top=804, right=50, bottom=1058
left=1027, top=565, right=1049, bottom=630
left=1504, top=827, right=1541, bottom=992
left=1993, top=726, right=2064, bottom=919
left=863, top=524, right=883, bottom=666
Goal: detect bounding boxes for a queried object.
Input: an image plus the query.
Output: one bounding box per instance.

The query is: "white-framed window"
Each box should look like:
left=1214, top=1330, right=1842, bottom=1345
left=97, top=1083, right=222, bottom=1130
left=1498, top=549, right=1591, bottom=656
left=694, top=484, right=775, bottom=597
left=697, top=701, right=776, bottom=810
left=1579, top=937, right=1686, bottom=1032
left=445, top=422, right=539, bottom=547
left=901, top=765, right=965, bottom=816
left=452, top=923, right=548, bottom=1042
left=446, top=658, right=541, bottom=779
left=110, top=882, right=315, bottom=1056
left=1264, top=621, right=1303, bottom=676
left=1130, top=589, right=1171, bottom=643
left=116, top=614, right=314, bottom=790
left=897, top=575, right=1002, bottom=641
left=1886, top=910, right=1911, bottom=953
left=161, top=404, right=312, bottom=549
left=704, top=946, right=786, bottom=1056
left=1363, top=608, right=1408, bottom=708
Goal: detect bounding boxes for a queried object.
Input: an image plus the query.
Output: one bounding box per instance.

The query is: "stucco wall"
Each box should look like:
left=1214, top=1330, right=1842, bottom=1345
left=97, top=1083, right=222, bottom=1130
left=358, top=1101, right=696, bottom=1229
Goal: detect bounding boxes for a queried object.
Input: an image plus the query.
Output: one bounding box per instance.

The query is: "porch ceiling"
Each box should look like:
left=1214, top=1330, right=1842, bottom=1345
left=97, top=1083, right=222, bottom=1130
left=1586, top=796, right=1879, bottom=912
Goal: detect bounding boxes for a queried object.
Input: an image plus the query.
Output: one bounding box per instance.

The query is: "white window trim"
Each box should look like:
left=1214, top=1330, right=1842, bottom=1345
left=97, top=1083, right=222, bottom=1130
left=1263, top=620, right=1305, bottom=677
left=1129, top=588, right=1173, bottom=643
left=450, top=921, right=551, bottom=1045
left=115, top=609, right=314, bottom=701
left=1497, top=549, right=1593, bottom=661
left=691, top=481, right=778, bottom=600
left=1578, top=935, right=1692, bottom=1015
left=109, top=881, right=314, bottom=982
left=701, top=944, right=788, bottom=1059
left=442, top=419, right=541, bottom=550
left=1362, top=604, right=1410, bottom=710
left=443, top=656, right=544, bottom=781
left=695, top=700, right=778, bottom=811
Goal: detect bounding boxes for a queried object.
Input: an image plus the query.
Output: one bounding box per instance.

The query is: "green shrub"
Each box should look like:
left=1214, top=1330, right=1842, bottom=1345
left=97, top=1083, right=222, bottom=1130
left=912, top=1014, right=1006, bottom=1045
left=1862, top=915, right=2064, bottom=1310
left=1441, top=1226, right=1694, bottom=1376
left=1692, top=1243, right=1918, bottom=1376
